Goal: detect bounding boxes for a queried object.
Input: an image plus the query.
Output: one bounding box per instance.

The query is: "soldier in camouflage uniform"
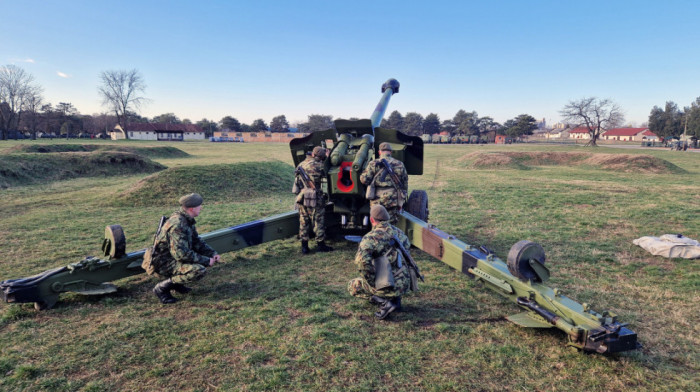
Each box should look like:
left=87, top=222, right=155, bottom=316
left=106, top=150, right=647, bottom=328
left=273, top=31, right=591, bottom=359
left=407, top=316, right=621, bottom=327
left=148, top=193, right=220, bottom=304
left=348, top=205, right=413, bottom=319
left=360, top=142, right=408, bottom=225
left=294, top=146, right=333, bottom=254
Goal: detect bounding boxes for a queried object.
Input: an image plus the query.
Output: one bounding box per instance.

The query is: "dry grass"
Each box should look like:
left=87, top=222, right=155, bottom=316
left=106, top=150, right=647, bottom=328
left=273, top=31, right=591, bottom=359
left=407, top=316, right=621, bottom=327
left=0, top=140, right=698, bottom=391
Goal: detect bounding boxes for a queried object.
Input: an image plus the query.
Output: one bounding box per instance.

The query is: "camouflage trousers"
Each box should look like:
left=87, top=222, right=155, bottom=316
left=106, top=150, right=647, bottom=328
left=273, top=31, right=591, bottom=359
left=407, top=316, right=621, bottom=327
left=369, top=199, right=400, bottom=225
left=347, top=268, right=410, bottom=300
left=157, top=262, right=207, bottom=284
left=298, top=204, right=325, bottom=242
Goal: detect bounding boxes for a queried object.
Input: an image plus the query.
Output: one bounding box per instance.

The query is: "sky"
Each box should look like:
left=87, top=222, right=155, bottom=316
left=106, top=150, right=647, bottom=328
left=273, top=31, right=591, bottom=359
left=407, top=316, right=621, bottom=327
left=2, top=0, right=699, bottom=127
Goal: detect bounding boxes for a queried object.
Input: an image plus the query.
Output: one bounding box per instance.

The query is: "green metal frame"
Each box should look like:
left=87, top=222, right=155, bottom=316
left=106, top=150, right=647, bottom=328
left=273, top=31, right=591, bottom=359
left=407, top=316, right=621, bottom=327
left=397, top=211, right=639, bottom=353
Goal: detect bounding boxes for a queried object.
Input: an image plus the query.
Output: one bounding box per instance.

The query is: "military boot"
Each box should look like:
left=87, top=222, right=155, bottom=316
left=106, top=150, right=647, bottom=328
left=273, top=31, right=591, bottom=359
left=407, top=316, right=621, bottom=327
left=172, top=283, right=192, bottom=294
left=317, top=241, right=333, bottom=252
left=153, top=278, right=178, bottom=304
left=301, top=240, right=310, bottom=254
left=394, top=296, right=402, bottom=311
left=375, top=297, right=401, bottom=320
left=369, top=295, right=388, bottom=305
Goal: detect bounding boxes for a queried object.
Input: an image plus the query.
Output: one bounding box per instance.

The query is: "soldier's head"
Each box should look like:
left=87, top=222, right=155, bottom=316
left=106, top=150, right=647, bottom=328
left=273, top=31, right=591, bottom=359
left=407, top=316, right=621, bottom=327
left=312, top=146, right=327, bottom=160
left=378, top=142, right=392, bottom=156
left=179, top=193, right=204, bottom=218
left=369, top=205, right=390, bottom=226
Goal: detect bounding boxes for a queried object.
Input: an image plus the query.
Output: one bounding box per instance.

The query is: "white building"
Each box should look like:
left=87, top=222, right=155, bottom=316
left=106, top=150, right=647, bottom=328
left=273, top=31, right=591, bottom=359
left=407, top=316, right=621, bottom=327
left=111, top=123, right=206, bottom=141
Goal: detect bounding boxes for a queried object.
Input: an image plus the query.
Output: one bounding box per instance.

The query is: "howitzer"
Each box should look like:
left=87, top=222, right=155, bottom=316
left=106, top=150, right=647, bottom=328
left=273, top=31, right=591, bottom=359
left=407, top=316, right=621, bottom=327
left=1, top=79, right=639, bottom=354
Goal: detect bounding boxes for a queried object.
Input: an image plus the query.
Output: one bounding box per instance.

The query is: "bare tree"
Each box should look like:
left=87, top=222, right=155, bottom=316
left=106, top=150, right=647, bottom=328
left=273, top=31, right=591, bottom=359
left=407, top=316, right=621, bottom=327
left=21, top=86, right=44, bottom=139
left=98, top=69, right=148, bottom=137
left=560, top=97, right=624, bottom=146
left=88, top=112, right=117, bottom=137
left=0, top=64, right=40, bottom=140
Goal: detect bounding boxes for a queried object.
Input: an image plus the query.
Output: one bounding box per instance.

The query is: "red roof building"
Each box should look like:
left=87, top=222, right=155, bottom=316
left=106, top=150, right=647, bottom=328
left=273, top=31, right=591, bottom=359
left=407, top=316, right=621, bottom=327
left=569, top=127, right=591, bottom=139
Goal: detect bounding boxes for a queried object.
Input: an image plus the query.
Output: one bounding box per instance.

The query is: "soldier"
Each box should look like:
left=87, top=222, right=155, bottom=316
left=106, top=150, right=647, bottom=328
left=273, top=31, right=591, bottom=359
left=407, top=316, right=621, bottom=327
left=348, top=205, right=413, bottom=320
left=294, top=146, right=333, bottom=254
left=145, top=193, right=221, bottom=304
left=360, top=142, right=408, bottom=225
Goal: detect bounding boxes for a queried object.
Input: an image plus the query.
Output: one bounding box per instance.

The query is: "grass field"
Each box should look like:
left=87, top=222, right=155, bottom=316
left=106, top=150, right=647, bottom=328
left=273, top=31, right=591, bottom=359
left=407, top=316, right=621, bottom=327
left=0, top=140, right=698, bottom=391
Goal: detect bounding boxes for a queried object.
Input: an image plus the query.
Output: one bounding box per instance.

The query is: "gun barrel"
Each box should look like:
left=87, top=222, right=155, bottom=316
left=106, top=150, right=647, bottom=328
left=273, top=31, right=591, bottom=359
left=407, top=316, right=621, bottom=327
left=370, top=79, right=400, bottom=130
left=352, top=134, right=374, bottom=172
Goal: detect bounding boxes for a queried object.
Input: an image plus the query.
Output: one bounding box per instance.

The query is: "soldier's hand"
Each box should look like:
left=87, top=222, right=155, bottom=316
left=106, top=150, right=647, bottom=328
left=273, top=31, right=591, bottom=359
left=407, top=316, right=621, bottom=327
left=209, top=254, right=221, bottom=266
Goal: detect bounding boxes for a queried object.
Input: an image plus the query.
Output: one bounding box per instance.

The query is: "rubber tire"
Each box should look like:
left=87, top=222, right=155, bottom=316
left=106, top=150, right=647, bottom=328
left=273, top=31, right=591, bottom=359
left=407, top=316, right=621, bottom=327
left=103, top=224, right=127, bottom=259
left=507, top=240, right=546, bottom=282
left=405, top=190, right=429, bottom=222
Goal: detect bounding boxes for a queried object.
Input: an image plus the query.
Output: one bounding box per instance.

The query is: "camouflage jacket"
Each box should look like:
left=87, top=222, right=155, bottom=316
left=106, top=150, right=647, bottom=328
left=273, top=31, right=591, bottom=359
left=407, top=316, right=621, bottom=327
left=152, top=208, right=216, bottom=270
left=295, top=156, right=325, bottom=199
left=360, top=153, right=408, bottom=192
left=354, top=221, right=410, bottom=283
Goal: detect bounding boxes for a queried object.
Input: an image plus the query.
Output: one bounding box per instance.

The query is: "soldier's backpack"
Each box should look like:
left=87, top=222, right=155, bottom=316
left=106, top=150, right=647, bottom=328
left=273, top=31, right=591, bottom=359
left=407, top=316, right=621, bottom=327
left=141, top=216, right=168, bottom=275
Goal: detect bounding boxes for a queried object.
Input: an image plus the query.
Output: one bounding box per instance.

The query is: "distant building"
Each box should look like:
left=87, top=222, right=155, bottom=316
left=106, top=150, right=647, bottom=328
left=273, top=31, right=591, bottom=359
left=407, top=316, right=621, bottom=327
left=569, top=127, right=591, bottom=140
left=601, top=128, right=658, bottom=142
left=537, top=118, right=547, bottom=130
left=111, top=123, right=206, bottom=141
left=544, top=128, right=570, bottom=139
left=212, top=130, right=308, bottom=142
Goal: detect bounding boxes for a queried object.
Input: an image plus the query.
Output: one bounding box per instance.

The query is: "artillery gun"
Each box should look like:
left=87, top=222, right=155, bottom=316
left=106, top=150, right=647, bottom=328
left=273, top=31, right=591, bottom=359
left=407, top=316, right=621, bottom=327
left=1, top=79, right=639, bottom=355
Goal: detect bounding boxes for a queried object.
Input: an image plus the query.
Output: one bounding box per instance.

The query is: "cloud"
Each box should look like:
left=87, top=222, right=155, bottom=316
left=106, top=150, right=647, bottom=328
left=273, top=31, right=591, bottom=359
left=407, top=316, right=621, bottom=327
left=56, top=71, right=71, bottom=78
left=9, top=58, right=36, bottom=63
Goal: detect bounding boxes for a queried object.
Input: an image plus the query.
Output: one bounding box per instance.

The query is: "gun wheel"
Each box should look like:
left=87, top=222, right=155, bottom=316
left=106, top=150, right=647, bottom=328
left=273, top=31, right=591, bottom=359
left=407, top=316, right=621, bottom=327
left=405, top=190, right=429, bottom=221
left=102, top=224, right=126, bottom=259
left=507, top=240, right=546, bottom=282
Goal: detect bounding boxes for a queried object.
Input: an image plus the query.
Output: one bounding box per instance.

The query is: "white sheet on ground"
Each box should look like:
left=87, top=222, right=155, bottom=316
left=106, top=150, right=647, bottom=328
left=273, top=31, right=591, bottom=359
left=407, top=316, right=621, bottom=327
left=632, top=234, right=700, bottom=259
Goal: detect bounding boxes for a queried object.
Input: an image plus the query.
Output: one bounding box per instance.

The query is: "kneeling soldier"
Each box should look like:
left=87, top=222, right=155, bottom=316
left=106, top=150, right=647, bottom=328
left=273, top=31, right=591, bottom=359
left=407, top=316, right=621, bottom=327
left=348, top=205, right=413, bottom=319
left=144, top=193, right=220, bottom=304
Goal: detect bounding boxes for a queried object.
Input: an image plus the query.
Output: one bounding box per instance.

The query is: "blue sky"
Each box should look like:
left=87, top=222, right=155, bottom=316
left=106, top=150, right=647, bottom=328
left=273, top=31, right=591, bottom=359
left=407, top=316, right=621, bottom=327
left=2, top=0, right=699, bottom=127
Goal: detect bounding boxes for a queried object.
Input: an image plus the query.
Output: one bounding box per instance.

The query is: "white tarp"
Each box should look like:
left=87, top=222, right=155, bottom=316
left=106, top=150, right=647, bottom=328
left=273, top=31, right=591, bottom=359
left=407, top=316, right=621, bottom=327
left=633, top=234, right=700, bottom=259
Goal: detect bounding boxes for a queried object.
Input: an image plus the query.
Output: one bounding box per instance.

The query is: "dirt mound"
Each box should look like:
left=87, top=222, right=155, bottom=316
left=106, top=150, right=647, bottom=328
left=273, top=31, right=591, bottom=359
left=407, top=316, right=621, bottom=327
left=581, top=154, right=680, bottom=173
left=10, top=144, right=189, bottom=158
left=458, top=151, right=681, bottom=173
left=0, top=151, right=166, bottom=188
left=116, top=161, right=294, bottom=206
left=507, top=151, right=589, bottom=165
left=458, top=152, right=527, bottom=170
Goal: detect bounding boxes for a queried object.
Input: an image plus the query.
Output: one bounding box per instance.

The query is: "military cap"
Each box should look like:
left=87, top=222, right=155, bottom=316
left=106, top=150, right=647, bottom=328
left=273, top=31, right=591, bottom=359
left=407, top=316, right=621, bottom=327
left=370, top=205, right=390, bottom=221
left=378, top=142, right=393, bottom=152
left=312, top=146, right=327, bottom=158
left=179, top=193, right=203, bottom=208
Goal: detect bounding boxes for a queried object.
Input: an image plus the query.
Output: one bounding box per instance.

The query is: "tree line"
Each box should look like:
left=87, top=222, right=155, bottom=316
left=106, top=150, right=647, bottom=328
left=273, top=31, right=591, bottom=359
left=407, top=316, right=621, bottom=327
left=5, top=64, right=696, bottom=142
left=648, top=99, right=700, bottom=140
left=0, top=65, right=541, bottom=140
left=378, top=110, right=539, bottom=138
